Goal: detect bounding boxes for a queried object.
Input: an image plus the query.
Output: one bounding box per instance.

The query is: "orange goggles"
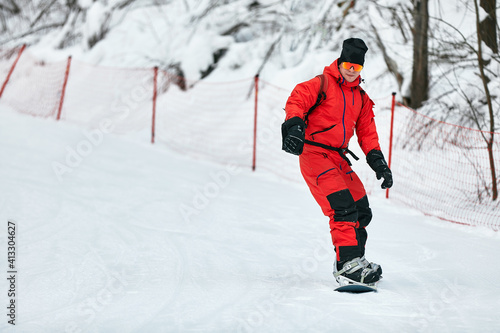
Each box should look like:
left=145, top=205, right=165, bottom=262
left=341, top=62, right=363, bottom=71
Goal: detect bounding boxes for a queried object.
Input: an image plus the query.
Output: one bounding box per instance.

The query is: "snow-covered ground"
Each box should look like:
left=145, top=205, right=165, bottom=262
left=0, top=106, right=499, bottom=332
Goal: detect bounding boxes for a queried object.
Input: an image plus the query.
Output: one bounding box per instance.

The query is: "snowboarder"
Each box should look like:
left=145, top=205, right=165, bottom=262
left=281, top=38, right=393, bottom=287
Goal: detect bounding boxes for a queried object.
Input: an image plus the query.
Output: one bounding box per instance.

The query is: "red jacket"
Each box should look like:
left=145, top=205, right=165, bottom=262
left=285, top=59, right=380, bottom=156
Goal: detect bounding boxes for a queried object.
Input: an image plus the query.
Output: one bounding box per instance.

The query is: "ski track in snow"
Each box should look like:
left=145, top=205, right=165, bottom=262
left=0, top=108, right=499, bottom=333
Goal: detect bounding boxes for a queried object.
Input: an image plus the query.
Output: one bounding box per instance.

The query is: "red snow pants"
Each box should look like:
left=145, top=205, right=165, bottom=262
left=299, top=146, right=372, bottom=263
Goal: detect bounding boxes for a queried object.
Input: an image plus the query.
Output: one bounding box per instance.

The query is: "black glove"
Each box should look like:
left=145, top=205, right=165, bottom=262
left=281, top=117, right=306, bottom=155
left=366, top=149, right=393, bottom=189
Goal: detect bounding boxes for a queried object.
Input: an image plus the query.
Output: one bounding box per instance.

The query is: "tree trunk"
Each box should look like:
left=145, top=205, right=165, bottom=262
left=474, top=0, right=498, bottom=200
left=479, top=0, right=498, bottom=53
left=410, top=0, right=429, bottom=109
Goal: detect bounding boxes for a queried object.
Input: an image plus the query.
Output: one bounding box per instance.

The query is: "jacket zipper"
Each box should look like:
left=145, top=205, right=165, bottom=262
left=340, top=83, right=346, bottom=147
left=310, top=124, right=336, bottom=139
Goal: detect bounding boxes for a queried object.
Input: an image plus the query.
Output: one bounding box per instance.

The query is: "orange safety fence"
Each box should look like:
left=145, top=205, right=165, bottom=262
left=0, top=46, right=498, bottom=230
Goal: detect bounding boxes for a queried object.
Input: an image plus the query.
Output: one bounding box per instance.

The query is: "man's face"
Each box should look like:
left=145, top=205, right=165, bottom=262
left=339, top=62, right=362, bottom=83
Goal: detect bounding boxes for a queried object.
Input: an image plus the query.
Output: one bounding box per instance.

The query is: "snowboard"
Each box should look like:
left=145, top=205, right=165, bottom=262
left=335, top=283, right=377, bottom=293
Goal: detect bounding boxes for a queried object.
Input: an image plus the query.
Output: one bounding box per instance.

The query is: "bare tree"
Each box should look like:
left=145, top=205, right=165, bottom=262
left=410, top=0, right=429, bottom=109
left=369, top=17, right=404, bottom=93
left=418, top=0, right=499, bottom=201
left=474, top=0, right=497, bottom=200
left=478, top=0, right=498, bottom=53
left=0, top=0, right=20, bottom=14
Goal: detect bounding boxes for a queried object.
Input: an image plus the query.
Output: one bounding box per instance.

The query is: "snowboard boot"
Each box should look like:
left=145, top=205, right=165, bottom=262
left=333, top=257, right=381, bottom=286
left=360, top=256, right=383, bottom=277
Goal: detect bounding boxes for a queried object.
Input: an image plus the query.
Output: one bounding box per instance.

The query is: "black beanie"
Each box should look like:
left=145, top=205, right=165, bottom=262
left=339, top=38, right=368, bottom=66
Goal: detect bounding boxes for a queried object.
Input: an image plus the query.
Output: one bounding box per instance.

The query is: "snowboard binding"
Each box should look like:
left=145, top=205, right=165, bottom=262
left=333, top=257, right=382, bottom=292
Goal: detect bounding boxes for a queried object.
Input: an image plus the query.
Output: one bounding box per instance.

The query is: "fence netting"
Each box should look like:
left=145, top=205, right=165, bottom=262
left=155, top=75, right=255, bottom=168
left=62, top=60, right=153, bottom=135
left=388, top=104, right=500, bottom=229
left=0, top=46, right=24, bottom=86
left=1, top=48, right=67, bottom=117
left=0, top=48, right=498, bottom=230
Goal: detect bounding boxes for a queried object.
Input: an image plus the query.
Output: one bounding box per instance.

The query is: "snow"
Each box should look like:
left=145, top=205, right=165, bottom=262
left=83, top=1, right=108, bottom=50
left=1, top=105, right=499, bottom=332
left=78, top=0, right=94, bottom=10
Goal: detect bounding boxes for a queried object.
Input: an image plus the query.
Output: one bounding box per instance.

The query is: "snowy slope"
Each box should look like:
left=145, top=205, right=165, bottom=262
left=1, top=106, right=499, bottom=332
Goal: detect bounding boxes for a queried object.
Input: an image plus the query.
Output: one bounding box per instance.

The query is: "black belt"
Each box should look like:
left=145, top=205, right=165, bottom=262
left=304, top=140, right=359, bottom=166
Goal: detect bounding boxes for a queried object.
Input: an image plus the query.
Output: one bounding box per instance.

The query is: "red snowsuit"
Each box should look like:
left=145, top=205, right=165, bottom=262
left=285, top=59, right=381, bottom=263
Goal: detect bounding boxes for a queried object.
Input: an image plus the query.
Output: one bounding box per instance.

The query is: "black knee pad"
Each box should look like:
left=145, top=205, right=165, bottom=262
left=356, top=195, right=372, bottom=228
left=327, top=189, right=357, bottom=222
